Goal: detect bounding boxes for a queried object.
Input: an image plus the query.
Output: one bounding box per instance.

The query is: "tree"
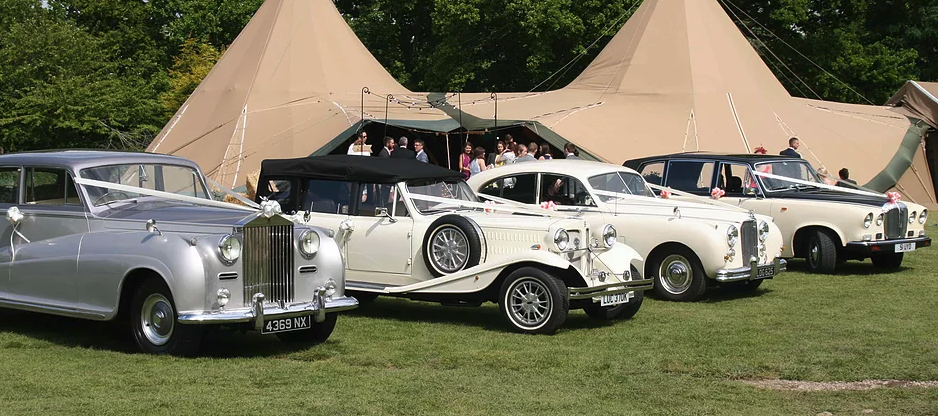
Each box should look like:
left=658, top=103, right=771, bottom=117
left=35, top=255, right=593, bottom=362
left=159, top=39, right=222, bottom=119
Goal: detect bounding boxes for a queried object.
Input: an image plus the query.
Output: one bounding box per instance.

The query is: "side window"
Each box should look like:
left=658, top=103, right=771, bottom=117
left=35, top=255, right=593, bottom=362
left=478, top=174, right=537, bottom=204
left=664, top=161, right=715, bottom=193
left=639, top=162, right=664, bottom=185
left=25, top=168, right=80, bottom=205
left=302, top=179, right=355, bottom=215
left=357, top=183, right=396, bottom=217
left=0, top=167, right=20, bottom=204
left=720, top=163, right=759, bottom=196
left=260, top=178, right=295, bottom=212
left=541, top=174, right=595, bottom=207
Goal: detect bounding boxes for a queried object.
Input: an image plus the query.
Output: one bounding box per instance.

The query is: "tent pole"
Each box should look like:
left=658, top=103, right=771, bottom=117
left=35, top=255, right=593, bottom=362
left=491, top=92, right=498, bottom=139
left=445, top=133, right=451, bottom=169
left=360, top=87, right=369, bottom=128
left=458, top=91, right=464, bottom=143
left=384, top=94, right=393, bottom=139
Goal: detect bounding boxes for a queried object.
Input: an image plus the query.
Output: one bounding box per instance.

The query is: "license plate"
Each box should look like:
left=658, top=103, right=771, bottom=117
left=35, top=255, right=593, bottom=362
left=756, top=265, right=775, bottom=279
left=262, top=315, right=312, bottom=334
left=895, top=242, right=916, bottom=253
left=601, top=291, right=633, bottom=306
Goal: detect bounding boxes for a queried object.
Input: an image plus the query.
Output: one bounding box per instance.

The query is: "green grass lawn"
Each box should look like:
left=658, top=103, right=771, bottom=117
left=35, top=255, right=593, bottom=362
left=1, top=226, right=937, bottom=415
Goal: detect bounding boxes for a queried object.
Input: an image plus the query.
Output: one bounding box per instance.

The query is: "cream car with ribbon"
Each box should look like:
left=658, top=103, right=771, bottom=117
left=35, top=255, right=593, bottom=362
left=468, top=160, right=786, bottom=302
left=255, top=155, right=651, bottom=335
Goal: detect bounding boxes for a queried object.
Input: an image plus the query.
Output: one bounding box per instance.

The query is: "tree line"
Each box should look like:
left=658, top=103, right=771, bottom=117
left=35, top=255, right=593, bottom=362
left=0, top=0, right=933, bottom=153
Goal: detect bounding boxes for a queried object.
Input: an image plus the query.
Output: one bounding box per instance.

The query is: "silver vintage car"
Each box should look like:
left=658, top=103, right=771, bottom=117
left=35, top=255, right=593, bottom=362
left=0, top=151, right=357, bottom=355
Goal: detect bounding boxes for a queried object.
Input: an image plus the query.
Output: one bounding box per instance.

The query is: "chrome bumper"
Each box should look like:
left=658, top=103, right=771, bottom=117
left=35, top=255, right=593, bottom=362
left=178, top=288, right=358, bottom=328
left=715, top=255, right=786, bottom=283
left=568, top=278, right=655, bottom=300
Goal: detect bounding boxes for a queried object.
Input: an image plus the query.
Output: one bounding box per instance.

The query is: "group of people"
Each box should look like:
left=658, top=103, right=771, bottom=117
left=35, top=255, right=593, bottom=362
left=772, top=137, right=857, bottom=188
left=347, top=131, right=429, bottom=163
left=459, top=134, right=580, bottom=179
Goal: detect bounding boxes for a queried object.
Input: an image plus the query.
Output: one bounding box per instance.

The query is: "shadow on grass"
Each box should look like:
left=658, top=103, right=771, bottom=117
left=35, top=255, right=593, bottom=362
left=701, top=287, right=775, bottom=303
left=783, top=259, right=909, bottom=276
left=0, top=308, right=339, bottom=358
left=348, top=297, right=618, bottom=333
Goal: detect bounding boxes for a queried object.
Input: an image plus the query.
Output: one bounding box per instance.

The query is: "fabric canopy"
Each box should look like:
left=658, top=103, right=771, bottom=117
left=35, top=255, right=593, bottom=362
left=260, top=155, right=463, bottom=184
left=887, top=81, right=938, bottom=129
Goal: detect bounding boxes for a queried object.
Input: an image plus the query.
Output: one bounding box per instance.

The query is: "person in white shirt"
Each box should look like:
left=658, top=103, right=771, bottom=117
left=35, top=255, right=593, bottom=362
left=347, top=131, right=371, bottom=156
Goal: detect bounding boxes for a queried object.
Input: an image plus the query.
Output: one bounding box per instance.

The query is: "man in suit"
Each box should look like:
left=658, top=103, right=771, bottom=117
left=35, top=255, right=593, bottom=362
left=780, top=137, right=802, bottom=158
left=564, top=143, right=580, bottom=159
left=414, top=139, right=429, bottom=163
left=515, top=143, right=537, bottom=163
left=379, top=136, right=395, bottom=158
left=837, top=168, right=858, bottom=188
left=391, top=136, right=416, bottom=159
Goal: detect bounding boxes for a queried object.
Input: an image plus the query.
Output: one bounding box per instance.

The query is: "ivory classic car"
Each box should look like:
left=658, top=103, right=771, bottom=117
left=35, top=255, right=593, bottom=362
left=255, top=155, right=652, bottom=334
left=625, top=153, right=932, bottom=272
left=468, top=160, right=786, bottom=302
left=0, top=151, right=357, bottom=355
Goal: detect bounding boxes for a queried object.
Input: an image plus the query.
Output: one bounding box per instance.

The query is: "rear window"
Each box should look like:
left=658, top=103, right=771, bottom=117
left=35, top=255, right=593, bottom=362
left=665, top=161, right=714, bottom=193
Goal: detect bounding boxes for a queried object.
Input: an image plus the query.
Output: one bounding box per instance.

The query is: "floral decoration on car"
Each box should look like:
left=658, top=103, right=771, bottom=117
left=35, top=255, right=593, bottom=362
left=710, top=187, right=725, bottom=200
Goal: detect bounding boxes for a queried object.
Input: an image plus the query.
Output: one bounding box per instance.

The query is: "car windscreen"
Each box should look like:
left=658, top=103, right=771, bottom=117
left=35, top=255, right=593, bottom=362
left=754, top=161, right=821, bottom=191
left=406, top=180, right=478, bottom=214
left=80, top=164, right=208, bottom=206
left=587, top=172, right=655, bottom=200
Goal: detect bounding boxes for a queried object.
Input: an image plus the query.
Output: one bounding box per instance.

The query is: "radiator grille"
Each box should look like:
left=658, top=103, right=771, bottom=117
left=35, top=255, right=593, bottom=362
left=242, top=225, right=295, bottom=305
left=884, top=205, right=908, bottom=240
left=741, top=220, right=758, bottom=262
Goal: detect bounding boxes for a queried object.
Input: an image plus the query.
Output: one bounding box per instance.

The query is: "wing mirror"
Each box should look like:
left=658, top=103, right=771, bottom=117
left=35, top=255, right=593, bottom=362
left=146, top=219, right=162, bottom=235
left=375, top=207, right=397, bottom=223
left=744, top=186, right=758, bottom=196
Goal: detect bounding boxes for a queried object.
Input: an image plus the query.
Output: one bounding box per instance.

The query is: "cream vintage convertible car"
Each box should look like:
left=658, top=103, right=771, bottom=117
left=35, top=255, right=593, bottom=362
left=625, top=153, right=931, bottom=272
left=468, top=160, right=786, bottom=302
left=255, top=155, right=653, bottom=334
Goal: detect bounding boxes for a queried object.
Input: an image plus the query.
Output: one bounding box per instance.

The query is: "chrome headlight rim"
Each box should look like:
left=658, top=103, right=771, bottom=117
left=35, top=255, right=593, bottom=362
left=758, top=220, right=770, bottom=242
left=554, top=228, right=570, bottom=251
left=920, top=209, right=928, bottom=225
left=298, top=229, right=321, bottom=258
left=217, top=234, right=242, bottom=265
left=863, top=212, right=874, bottom=229
left=876, top=213, right=884, bottom=226
left=601, top=224, right=617, bottom=248
left=909, top=211, right=917, bottom=224
left=726, top=225, right=739, bottom=247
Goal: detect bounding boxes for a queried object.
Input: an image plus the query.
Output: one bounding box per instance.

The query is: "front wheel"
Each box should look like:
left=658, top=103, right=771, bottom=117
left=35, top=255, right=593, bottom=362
left=583, top=265, right=645, bottom=320
left=130, top=278, right=202, bottom=356
left=649, top=248, right=707, bottom=302
left=276, top=314, right=337, bottom=344
left=805, top=229, right=837, bottom=273
left=870, top=252, right=904, bottom=269
left=498, top=267, right=569, bottom=334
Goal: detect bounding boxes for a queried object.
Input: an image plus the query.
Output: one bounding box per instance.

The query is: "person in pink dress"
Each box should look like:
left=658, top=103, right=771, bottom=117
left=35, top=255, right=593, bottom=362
left=458, top=142, right=473, bottom=180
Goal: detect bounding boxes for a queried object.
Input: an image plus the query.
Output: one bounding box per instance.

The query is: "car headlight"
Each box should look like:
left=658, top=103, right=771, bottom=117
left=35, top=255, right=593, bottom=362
left=554, top=228, right=569, bottom=251
left=218, top=234, right=242, bottom=265
left=920, top=209, right=928, bottom=224
left=299, top=229, right=320, bottom=257
left=909, top=211, right=917, bottom=224
left=876, top=213, right=884, bottom=226
left=726, top=225, right=738, bottom=247
left=601, top=224, right=617, bottom=248
left=758, top=220, right=770, bottom=242
left=863, top=212, right=874, bottom=229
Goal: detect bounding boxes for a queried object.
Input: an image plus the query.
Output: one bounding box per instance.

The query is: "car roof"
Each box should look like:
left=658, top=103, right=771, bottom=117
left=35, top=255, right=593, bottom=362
left=469, top=160, right=642, bottom=184
left=260, top=155, right=464, bottom=184
left=625, top=152, right=801, bottom=166
left=0, top=150, right=202, bottom=172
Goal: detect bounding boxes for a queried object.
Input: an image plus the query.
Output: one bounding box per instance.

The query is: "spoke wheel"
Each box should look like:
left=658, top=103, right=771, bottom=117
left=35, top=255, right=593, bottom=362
left=498, top=267, right=568, bottom=334
left=422, top=215, right=483, bottom=277
left=430, top=227, right=469, bottom=273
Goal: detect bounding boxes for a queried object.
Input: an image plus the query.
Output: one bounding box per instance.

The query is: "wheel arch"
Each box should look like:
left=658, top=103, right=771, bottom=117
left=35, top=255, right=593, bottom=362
left=115, top=268, right=170, bottom=321
left=792, top=225, right=844, bottom=258
left=645, top=242, right=700, bottom=277
left=484, top=262, right=585, bottom=302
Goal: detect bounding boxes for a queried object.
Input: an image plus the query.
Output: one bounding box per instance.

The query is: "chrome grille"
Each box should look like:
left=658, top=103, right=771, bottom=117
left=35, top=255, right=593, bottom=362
left=243, top=225, right=295, bottom=305
left=741, top=220, right=758, bottom=262
left=884, top=205, right=908, bottom=239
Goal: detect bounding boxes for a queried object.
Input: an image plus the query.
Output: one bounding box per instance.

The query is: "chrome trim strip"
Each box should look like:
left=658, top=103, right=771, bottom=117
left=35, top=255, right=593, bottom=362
left=298, top=265, right=318, bottom=274
left=177, top=295, right=358, bottom=325
left=568, top=279, right=655, bottom=300
left=218, top=272, right=239, bottom=280
left=715, top=256, right=786, bottom=282
left=845, top=236, right=931, bottom=248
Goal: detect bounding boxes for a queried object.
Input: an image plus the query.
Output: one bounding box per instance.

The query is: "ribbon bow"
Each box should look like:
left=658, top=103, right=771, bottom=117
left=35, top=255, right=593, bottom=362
left=710, top=187, right=725, bottom=200
left=659, top=189, right=671, bottom=199
left=484, top=200, right=499, bottom=213
left=886, top=191, right=901, bottom=204
left=540, top=200, right=559, bottom=210
left=259, top=199, right=282, bottom=218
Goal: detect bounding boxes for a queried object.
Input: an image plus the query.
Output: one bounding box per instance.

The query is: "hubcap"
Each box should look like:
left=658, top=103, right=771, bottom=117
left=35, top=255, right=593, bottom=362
left=809, top=240, right=820, bottom=266
left=141, top=293, right=175, bottom=346
left=431, top=227, right=469, bottom=273
left=658, top=254, right=693, bottom=294
left=508, top=278, right=551, bottom=327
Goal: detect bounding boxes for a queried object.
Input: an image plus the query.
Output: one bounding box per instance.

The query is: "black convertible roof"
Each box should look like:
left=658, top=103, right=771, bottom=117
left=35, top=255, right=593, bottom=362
left=259, top=155, right=464, bottom=184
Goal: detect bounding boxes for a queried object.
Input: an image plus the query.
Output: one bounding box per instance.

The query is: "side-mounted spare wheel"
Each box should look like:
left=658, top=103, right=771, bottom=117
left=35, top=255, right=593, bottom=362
left=498, top=267, right=569, bottom=334
left=423, top=214, right=484, bottom=277
left=130, top=278, right=202, bottom=356
left=583, top=264, right=645, bottom=320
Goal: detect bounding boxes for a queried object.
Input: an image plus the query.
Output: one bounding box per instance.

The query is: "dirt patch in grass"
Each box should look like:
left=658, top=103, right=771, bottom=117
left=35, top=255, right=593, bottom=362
left=742, top=379, right=938, bottom=391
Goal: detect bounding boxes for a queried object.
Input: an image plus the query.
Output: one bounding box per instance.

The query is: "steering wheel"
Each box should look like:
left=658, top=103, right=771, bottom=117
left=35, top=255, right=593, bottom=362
left=93, top=191, right=131, bottom=206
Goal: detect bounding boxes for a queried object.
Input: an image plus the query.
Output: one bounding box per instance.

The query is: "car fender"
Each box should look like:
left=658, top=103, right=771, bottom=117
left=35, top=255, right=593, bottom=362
left=590, top=243, right=642, bottom=279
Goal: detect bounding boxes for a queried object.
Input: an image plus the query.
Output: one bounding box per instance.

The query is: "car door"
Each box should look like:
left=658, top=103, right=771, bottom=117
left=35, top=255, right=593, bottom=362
left=0, top=166, right=21, bottom=299
left=8, top=167, right=88, bottom=308
left=663, top=160, right=717, bottom=196
left=716, top=162, right=772, bottom=215
left=345, top=183, right=414, bottom=279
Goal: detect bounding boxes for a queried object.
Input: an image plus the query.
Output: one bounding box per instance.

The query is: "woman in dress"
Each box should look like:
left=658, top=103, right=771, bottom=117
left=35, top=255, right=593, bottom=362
left=489, top=140, right=505, bottom=167
left=458, top=142, right=473, bottom=179
left=538, top=143, right=552, bottom=160
left=347, top=132, right=371, bottom=156
left=469, top=147, right=487, bottom=178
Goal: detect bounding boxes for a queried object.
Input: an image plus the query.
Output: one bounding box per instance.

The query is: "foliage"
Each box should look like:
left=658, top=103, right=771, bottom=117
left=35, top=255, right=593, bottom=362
left=159, top=39, right=222, bottom=119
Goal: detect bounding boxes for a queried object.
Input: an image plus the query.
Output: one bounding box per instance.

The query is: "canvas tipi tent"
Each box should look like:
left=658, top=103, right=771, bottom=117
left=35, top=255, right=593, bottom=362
left=147, top=0, right=451, bottom=188
left=444, top=0, right=935, bottom=204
